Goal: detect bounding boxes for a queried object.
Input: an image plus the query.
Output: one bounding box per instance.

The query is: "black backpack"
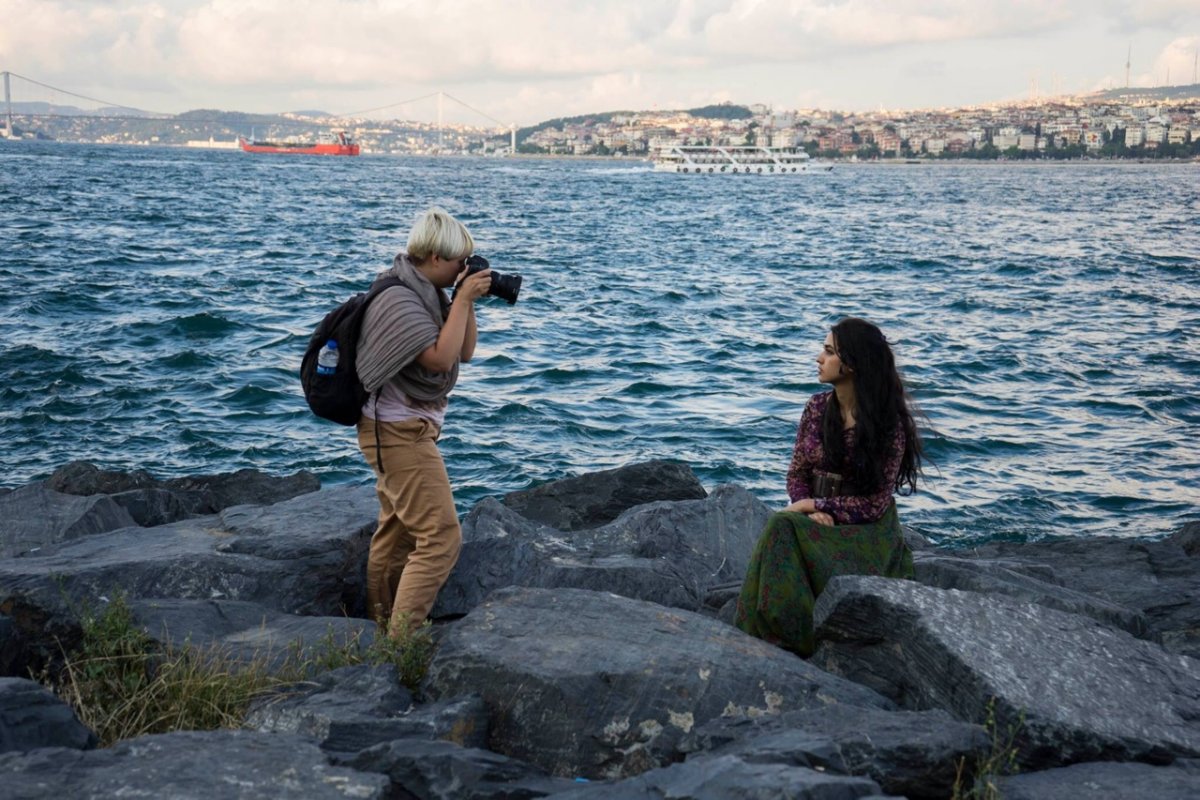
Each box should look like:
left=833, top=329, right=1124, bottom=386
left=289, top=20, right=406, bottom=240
left=300, top=276, right=404, bottom=425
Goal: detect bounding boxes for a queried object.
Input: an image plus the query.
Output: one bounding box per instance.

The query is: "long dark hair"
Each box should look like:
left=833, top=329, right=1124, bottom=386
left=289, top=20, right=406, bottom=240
left=821, top=318, right=923, bottom=495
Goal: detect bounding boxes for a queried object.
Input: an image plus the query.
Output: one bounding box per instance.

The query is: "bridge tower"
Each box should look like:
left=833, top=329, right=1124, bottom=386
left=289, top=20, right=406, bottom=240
left=437, top=91, right=444, bottom=152
left=3, top=72, right=12, bottom=139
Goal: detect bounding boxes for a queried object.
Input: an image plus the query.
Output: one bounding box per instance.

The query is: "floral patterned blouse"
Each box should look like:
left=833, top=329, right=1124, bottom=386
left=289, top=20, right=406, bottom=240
left=786, top=391, right=904, bottom=525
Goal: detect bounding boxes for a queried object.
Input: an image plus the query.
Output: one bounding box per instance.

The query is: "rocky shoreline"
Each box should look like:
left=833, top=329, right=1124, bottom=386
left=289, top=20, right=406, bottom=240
left=1, top=460, right=1198, bottom=798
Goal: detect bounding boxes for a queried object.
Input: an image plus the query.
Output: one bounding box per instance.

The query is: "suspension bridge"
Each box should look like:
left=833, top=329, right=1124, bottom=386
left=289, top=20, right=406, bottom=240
left=0, top=71, right=517, bottom=153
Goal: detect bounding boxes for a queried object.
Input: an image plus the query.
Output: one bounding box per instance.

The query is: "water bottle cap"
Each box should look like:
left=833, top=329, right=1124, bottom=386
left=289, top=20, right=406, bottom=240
left=325, top=340, right=338, bottom=350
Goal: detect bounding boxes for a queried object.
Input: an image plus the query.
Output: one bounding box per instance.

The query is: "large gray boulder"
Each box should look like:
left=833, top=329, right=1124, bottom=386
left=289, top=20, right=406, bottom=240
left=679, top=705, right=988, bottom=800
left=0, top=730, right=387, bottom=798
left=0, top=677, right=96, bottom=753
left=0, top=484, right=377, bottom=673
left=970, top=531, right=1200, bottom=658
left=45, top=461, right=159, bottom=495
left=319, top=694, right=490, bottom=755
left=424, top=587, right=893, bottom=780
left=130, top=598, right=377, bottom=671
left=502, top=460, right=707, bottom=531
left=913, top=554, right=1152, bottom=639
left=46, top=460, right=321, bottom=518
left=346, top=739, right=578, bottom=799
left=244, top=656, right=490, bottom=758
left=433, top=484, right=768, bottom=618
left=246, top=664, right=414, bottom=745
left=541, top=754, right=899, bottom=799
left=0, top=484, right=137, bottom=558
left=998, top=760, right=1200, bottom=799
left=811, top=576, right=1200, bottom=770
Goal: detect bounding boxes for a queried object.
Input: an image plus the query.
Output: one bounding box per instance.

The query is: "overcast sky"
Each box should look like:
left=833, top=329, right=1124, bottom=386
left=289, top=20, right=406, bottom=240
left=4, top=1, right=1199, bottom=126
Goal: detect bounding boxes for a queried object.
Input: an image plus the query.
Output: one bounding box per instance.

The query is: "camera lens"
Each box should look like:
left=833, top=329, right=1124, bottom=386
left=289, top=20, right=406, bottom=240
left=490, top=272, right=522, bottom=305
left=464, top=254, right=522, bottom=305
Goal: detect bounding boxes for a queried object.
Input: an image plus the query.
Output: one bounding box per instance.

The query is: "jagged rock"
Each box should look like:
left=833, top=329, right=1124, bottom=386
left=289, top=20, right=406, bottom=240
left=970, top=531, right=1200, bottom=658
left=107, top=488, right=193, bottom=528
left=811, top=576, right=1200, bottom=770
left=46, top=461, right=159, bottom=495
left=678, top=706, right=988, bottom=800
left=45, top=460, right=320, bottom=519
left=540, top=754, right=899, bottom=799
left=913, top=554, right=1152, bottom=639
left=997, top=760, right=1200, bottom=799
left=433, top=484, right=769, bottom=619
left=320, top=694, right=490, bottom=755
left=0, top=616, right=23, bottom=676
left=346, top=739, right=577, bottom=799
left=903, top=527, right=933, bottom=551
left=2, top=463, right=323, bottom=556
left=0, top=484, right=377, bottom=674
left=0, top=730, right=387, bottom=798
left=130, top=599, right=377, bottom=671
left=160, top=468, right=321, bottom=515
left=501, top=460, right=707, bottom=531
left=424, top=587, right=893, bottom=780
left=246, top=664, right=413, bottom=743
left=1171, top=522, right=1200, bottom=557
left=0, top=677, right=96, bottom=753
left=0, top=484, right=137, bottom=558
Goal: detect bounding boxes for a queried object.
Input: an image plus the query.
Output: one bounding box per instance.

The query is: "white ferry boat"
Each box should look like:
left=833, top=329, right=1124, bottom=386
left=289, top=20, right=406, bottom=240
left=652, top=145, right=832, bottom=174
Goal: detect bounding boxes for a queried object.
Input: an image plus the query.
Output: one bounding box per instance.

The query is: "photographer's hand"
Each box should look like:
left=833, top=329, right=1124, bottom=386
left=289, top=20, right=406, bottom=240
left=454, top=267, right=492, bottom=303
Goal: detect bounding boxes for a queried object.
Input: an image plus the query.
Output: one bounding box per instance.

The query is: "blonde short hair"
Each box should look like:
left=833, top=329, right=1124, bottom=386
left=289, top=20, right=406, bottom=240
left=406, top=207, right=474, bottom=264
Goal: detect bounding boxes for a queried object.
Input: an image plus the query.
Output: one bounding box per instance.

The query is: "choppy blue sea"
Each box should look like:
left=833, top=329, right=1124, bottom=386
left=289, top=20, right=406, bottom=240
left=1, top=141, right=1197, bottom=544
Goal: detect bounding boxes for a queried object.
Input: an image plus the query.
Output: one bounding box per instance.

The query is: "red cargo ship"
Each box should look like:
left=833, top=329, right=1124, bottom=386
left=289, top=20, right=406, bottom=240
left=238, top=130, right=360, bottom=156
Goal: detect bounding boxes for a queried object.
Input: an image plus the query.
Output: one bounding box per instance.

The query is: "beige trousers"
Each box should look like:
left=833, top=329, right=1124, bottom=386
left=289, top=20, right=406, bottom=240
left=357, top=417, right=462, bottom=635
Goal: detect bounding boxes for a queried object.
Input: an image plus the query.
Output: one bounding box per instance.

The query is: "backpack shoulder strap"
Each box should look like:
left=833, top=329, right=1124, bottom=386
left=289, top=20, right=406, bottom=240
left=365, top=275, right=406, bottom=298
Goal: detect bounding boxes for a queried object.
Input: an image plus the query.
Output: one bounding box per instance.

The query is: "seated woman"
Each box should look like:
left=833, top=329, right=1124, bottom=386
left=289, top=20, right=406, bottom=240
left=735, top=317, right=924, bottom=656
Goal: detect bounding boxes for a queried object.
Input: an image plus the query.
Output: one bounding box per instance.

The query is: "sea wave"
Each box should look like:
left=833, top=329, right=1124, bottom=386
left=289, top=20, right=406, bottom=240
left=1, top=142, right=1197, bottom=541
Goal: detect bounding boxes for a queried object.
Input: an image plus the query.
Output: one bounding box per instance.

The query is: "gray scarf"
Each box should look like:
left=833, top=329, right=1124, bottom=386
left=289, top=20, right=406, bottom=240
left=355, top=253, right=458, bottom=402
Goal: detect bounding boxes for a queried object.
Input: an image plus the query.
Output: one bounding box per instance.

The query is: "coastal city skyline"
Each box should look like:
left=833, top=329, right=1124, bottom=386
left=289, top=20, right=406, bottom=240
left=4, top=1, right=1199, bottom=126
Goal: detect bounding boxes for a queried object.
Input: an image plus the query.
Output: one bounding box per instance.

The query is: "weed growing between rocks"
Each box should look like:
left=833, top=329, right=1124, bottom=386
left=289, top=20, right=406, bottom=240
left=297, top=614, right=435, bottom=690
left=41, top=596, right=435, bottom=747
left=951, top=698, right=1022, bottom=800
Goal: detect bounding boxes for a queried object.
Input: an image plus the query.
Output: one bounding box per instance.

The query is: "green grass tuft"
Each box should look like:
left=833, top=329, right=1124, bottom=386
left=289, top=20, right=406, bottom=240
left=951, top=697, right=1023, bottom=800
left=42, top=595, right=435, bottom=747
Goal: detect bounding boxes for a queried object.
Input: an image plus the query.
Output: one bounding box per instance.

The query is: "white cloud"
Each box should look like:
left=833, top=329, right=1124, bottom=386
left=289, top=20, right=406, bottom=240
left=1151, top=35, right=1200, bottom=85
left=2, top=0, right=1198, bottom=120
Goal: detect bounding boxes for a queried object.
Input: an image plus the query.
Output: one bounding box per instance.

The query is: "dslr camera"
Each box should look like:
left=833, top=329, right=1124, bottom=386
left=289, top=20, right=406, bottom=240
left=463, top=254, right=522, bottom=305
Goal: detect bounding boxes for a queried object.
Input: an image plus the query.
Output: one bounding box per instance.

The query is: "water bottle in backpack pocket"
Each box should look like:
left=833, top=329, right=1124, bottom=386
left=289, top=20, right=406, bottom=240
left=316, top=340, right=339, bottom=375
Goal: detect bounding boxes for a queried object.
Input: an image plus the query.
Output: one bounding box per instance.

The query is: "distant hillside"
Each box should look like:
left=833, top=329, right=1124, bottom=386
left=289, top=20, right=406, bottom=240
left=510, top=103, right=754, bottom=145
left=175, top=108, right=300, bottom=126
left=287, top=110, right=336, bottom=118
left=685, top=103, right=753, bottom=120
left=11, top=102, right=154, bottom=118
left=1088, top=84, right=1200, bottom=103
left=511, top=110, right=635, bottom=144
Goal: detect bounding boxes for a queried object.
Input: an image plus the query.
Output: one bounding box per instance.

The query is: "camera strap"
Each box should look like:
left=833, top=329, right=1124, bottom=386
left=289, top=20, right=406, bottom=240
left=373, top=390, right=384, bottom=473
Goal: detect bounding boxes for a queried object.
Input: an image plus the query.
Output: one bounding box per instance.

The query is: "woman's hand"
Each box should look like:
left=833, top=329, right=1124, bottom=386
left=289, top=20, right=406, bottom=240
left=455, top=267, right=492, bottom=303
left=783, top=498, right=816, bottom=514
left=783, top=499, right=834, bottom=526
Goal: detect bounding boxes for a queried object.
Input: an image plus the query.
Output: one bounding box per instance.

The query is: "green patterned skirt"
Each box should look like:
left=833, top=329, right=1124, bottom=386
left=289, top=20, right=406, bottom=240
left=735, top=503, right=913, bottom=657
